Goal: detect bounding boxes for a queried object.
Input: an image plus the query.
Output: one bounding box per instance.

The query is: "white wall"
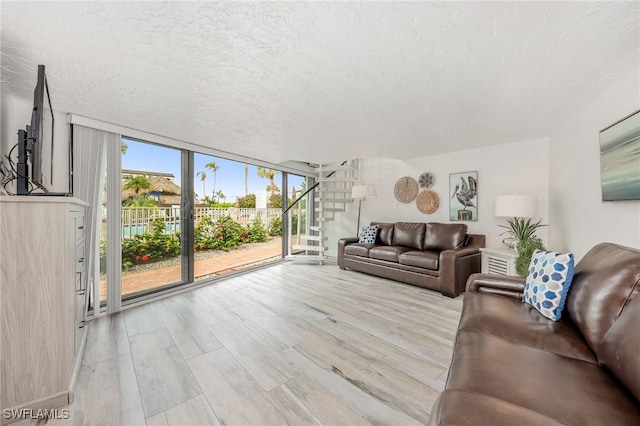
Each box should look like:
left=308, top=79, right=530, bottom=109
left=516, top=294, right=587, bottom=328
left=328, top=65, right=640, bottom=261
left=326, top=138, right=550, bottom=256
left=548, top=65, right=640, bottom=260
left=0, top=91, right=71, bottom=194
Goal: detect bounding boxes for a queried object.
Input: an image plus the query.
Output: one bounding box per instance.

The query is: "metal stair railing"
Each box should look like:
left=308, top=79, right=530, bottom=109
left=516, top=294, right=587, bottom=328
left=283, top=161, right=357, bottom=264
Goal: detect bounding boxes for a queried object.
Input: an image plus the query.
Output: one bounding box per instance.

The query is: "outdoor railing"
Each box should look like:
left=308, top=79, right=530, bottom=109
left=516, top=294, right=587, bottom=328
left=117, top=207, right=282, bottom=238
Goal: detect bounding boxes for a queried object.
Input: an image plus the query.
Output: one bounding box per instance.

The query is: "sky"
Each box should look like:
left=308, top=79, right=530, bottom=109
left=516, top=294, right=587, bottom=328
left=121, top=138, right=306, bottom=202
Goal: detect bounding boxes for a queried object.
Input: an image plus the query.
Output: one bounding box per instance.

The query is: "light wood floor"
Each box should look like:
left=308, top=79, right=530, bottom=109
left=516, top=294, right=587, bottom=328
left=24, top=260, right=463, bottom=426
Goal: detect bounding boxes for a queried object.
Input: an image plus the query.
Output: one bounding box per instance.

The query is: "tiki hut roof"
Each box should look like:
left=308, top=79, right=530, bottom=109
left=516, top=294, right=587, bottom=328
left=121, top=176, right=182, bottom=203
left=158, top=195, right=182, bottom=206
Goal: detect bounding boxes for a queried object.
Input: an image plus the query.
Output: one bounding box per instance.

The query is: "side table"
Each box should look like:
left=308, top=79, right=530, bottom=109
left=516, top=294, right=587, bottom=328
left=480, top=247, right=518, bottom=276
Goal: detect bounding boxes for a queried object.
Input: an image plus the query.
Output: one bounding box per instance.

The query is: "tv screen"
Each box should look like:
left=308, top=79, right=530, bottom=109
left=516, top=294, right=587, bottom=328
left=29, top=64, right=54, bottom=190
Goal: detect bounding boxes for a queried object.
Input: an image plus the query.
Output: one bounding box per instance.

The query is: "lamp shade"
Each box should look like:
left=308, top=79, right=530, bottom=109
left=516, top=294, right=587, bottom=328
left=351, top=184, right=368, bottom=199
left=365, top=183, right=377, bottom=197
left=495, top=195, right=537, bottom=218
left=352, top=184, right=377, bottom=199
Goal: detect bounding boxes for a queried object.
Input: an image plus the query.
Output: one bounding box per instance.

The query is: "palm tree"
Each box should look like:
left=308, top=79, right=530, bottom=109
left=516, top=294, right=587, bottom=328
left=244, top=164, right=249, bottom=196
left=196, top=171, right=207, bottom=199
left=215, top=189, right=226, bottom=203
left=205, top=161, right=219, bottom=197
left=123, top=194, right=158, bottom=207
left=265, top=184, right=280, bottom=194
left=123, top=175, right=151, bottom=194
left=257, top=167, right=280, bottom=197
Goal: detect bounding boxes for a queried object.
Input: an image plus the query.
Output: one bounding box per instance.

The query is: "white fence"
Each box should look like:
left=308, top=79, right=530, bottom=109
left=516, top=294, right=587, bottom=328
left=117, top=207, right=282, bottom=239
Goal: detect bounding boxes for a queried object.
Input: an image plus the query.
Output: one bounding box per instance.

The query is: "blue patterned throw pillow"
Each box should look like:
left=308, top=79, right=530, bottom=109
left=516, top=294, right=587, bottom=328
left=358, top=225, right=379, bottom=244
left=523, top=249, right=575, bottom=321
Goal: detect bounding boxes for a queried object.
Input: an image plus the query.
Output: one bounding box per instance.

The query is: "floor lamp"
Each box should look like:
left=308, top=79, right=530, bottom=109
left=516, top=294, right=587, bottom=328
left=352, top=183, right=377, bottom=236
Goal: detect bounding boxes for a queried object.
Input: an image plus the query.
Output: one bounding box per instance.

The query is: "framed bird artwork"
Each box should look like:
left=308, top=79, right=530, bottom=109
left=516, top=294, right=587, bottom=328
left=449, top=171, right=478, bottom=221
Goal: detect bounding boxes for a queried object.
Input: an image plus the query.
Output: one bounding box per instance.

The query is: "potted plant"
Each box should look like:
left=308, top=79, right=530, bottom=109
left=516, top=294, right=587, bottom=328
left=499, top=217, right=547, bottom=277
left=514, top=236, right=545, bottom=277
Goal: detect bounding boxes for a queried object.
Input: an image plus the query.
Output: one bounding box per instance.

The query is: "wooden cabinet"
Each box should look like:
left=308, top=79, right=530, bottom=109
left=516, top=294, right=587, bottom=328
left=480, top=247, right=518, bottom=276
left=1, top=197, right=88, bottom=422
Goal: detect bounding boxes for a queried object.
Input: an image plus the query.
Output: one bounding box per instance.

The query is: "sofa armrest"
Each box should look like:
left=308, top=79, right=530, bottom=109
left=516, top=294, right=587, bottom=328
left=338, top=237, right=359, bottom=269
left=439, top=247, right=483, bottom=297
left=466, top=273, right=526, bottom=300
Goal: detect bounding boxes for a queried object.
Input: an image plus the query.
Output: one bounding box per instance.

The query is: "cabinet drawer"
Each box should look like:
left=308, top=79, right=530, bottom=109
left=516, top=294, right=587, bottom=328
left=75, top=272, right=85, bottom=291
left=76, top=243, right=86, bottom=273
left=74, top=214, right=85, bottom=244
left=75, top=290, right=86, bottom=353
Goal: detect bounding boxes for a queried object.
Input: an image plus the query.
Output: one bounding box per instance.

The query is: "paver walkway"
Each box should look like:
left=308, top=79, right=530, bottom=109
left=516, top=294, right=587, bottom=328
left=100, top=240, right=282, bottom=300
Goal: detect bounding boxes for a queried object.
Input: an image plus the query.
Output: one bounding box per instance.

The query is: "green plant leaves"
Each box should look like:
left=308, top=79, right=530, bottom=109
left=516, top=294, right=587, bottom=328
left=515, top=237, right=546, bottom=277
left=498, top=217, right=546, bottom=241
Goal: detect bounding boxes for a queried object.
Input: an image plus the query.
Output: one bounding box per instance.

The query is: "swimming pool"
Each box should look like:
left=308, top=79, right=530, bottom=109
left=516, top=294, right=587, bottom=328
left=122, top=223, right=181, bottom=236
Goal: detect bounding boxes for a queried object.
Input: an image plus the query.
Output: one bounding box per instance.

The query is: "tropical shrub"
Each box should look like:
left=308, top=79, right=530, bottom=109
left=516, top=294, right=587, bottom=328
left=236, top=194, right=256, bottom=208
left=269, top=216, right=282, bottom=236
left=122, top=195, right=158, bottom=207
left=121, top=218, right=181, bottom=269
left=246, top=218, right=268, bottom=243
left=269, top=194, right=282, bottom=208
left=194, top=215, right=246, bottom=251
left=107, top=214, right=278, bottom=271
left=210, top=201, right=235, bottom=208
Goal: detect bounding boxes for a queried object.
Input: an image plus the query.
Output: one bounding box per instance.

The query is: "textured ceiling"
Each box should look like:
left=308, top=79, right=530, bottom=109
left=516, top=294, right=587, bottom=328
left=1, top=1, right=638, bottom=165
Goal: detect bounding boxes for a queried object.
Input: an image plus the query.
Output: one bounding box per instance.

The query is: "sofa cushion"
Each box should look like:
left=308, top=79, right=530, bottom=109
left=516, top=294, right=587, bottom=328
left=445, top=330, right=640, bottom=425
left=398, top=250, right=439, bottom=270
left=598, top=293, right=640, bottom=401
left=458, top=292, right=596, bottom=363
left=423, top=223, right=467, bottom=250
left=358, top=224, right=378, bottom=244
left=371, top=222, right=394, bottom=245
left=344, top=243, right=375, bottom=257
left=565, top=243, right=640, bottom=352
left=369, top=246, right=412, bottom=262
left=523, top=249, right=575, bottom=321
left=391, top=222, right=426, bottom=250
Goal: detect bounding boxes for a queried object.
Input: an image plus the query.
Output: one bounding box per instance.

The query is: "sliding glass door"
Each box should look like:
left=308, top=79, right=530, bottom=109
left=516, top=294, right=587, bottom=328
left=192, top=154, right=283, bottom=282
left=119, top=138, right=189, bottom=300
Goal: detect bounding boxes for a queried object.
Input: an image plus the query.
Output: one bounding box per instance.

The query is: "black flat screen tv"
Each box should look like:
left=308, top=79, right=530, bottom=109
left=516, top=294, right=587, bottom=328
left=17, top=64, right=54, bottom=194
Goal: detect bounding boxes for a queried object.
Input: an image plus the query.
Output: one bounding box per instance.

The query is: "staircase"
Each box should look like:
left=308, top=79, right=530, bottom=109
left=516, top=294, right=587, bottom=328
left=285, top=161, right=358, bottom=264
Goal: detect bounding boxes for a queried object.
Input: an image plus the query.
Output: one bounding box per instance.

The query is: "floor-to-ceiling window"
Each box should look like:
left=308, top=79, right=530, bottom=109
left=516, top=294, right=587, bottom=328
left=192, top=154, right=284, bottom=282
left=96, top=136, right=314, bottom=305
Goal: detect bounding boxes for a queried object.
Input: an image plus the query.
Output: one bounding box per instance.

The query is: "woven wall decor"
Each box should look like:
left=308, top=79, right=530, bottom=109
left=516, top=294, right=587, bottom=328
left=419, top=172, right=434, bottom=189
left=394, top=176, right=419, bottom=203
left=416, top=190, right=439, bottom=214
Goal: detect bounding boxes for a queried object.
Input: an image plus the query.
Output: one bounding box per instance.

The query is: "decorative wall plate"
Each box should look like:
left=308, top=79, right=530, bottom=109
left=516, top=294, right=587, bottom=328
left=394, top=176, right=419, bottom=203
left=419, top=172, right=434, bottom=189
left=416, top=190, right=439, bottom=214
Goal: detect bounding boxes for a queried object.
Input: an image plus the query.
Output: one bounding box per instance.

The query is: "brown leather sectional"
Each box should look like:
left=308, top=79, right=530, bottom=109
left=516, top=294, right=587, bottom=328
left=429, top=242, right=640, bottom=425
left=338, top=222, right=485, bottom=297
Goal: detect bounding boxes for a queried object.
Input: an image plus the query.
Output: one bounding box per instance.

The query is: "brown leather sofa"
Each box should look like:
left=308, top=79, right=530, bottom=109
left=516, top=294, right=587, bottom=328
left=429, top=242, right=640, bottom=425
left=338, top=222, right=485, bottom=297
